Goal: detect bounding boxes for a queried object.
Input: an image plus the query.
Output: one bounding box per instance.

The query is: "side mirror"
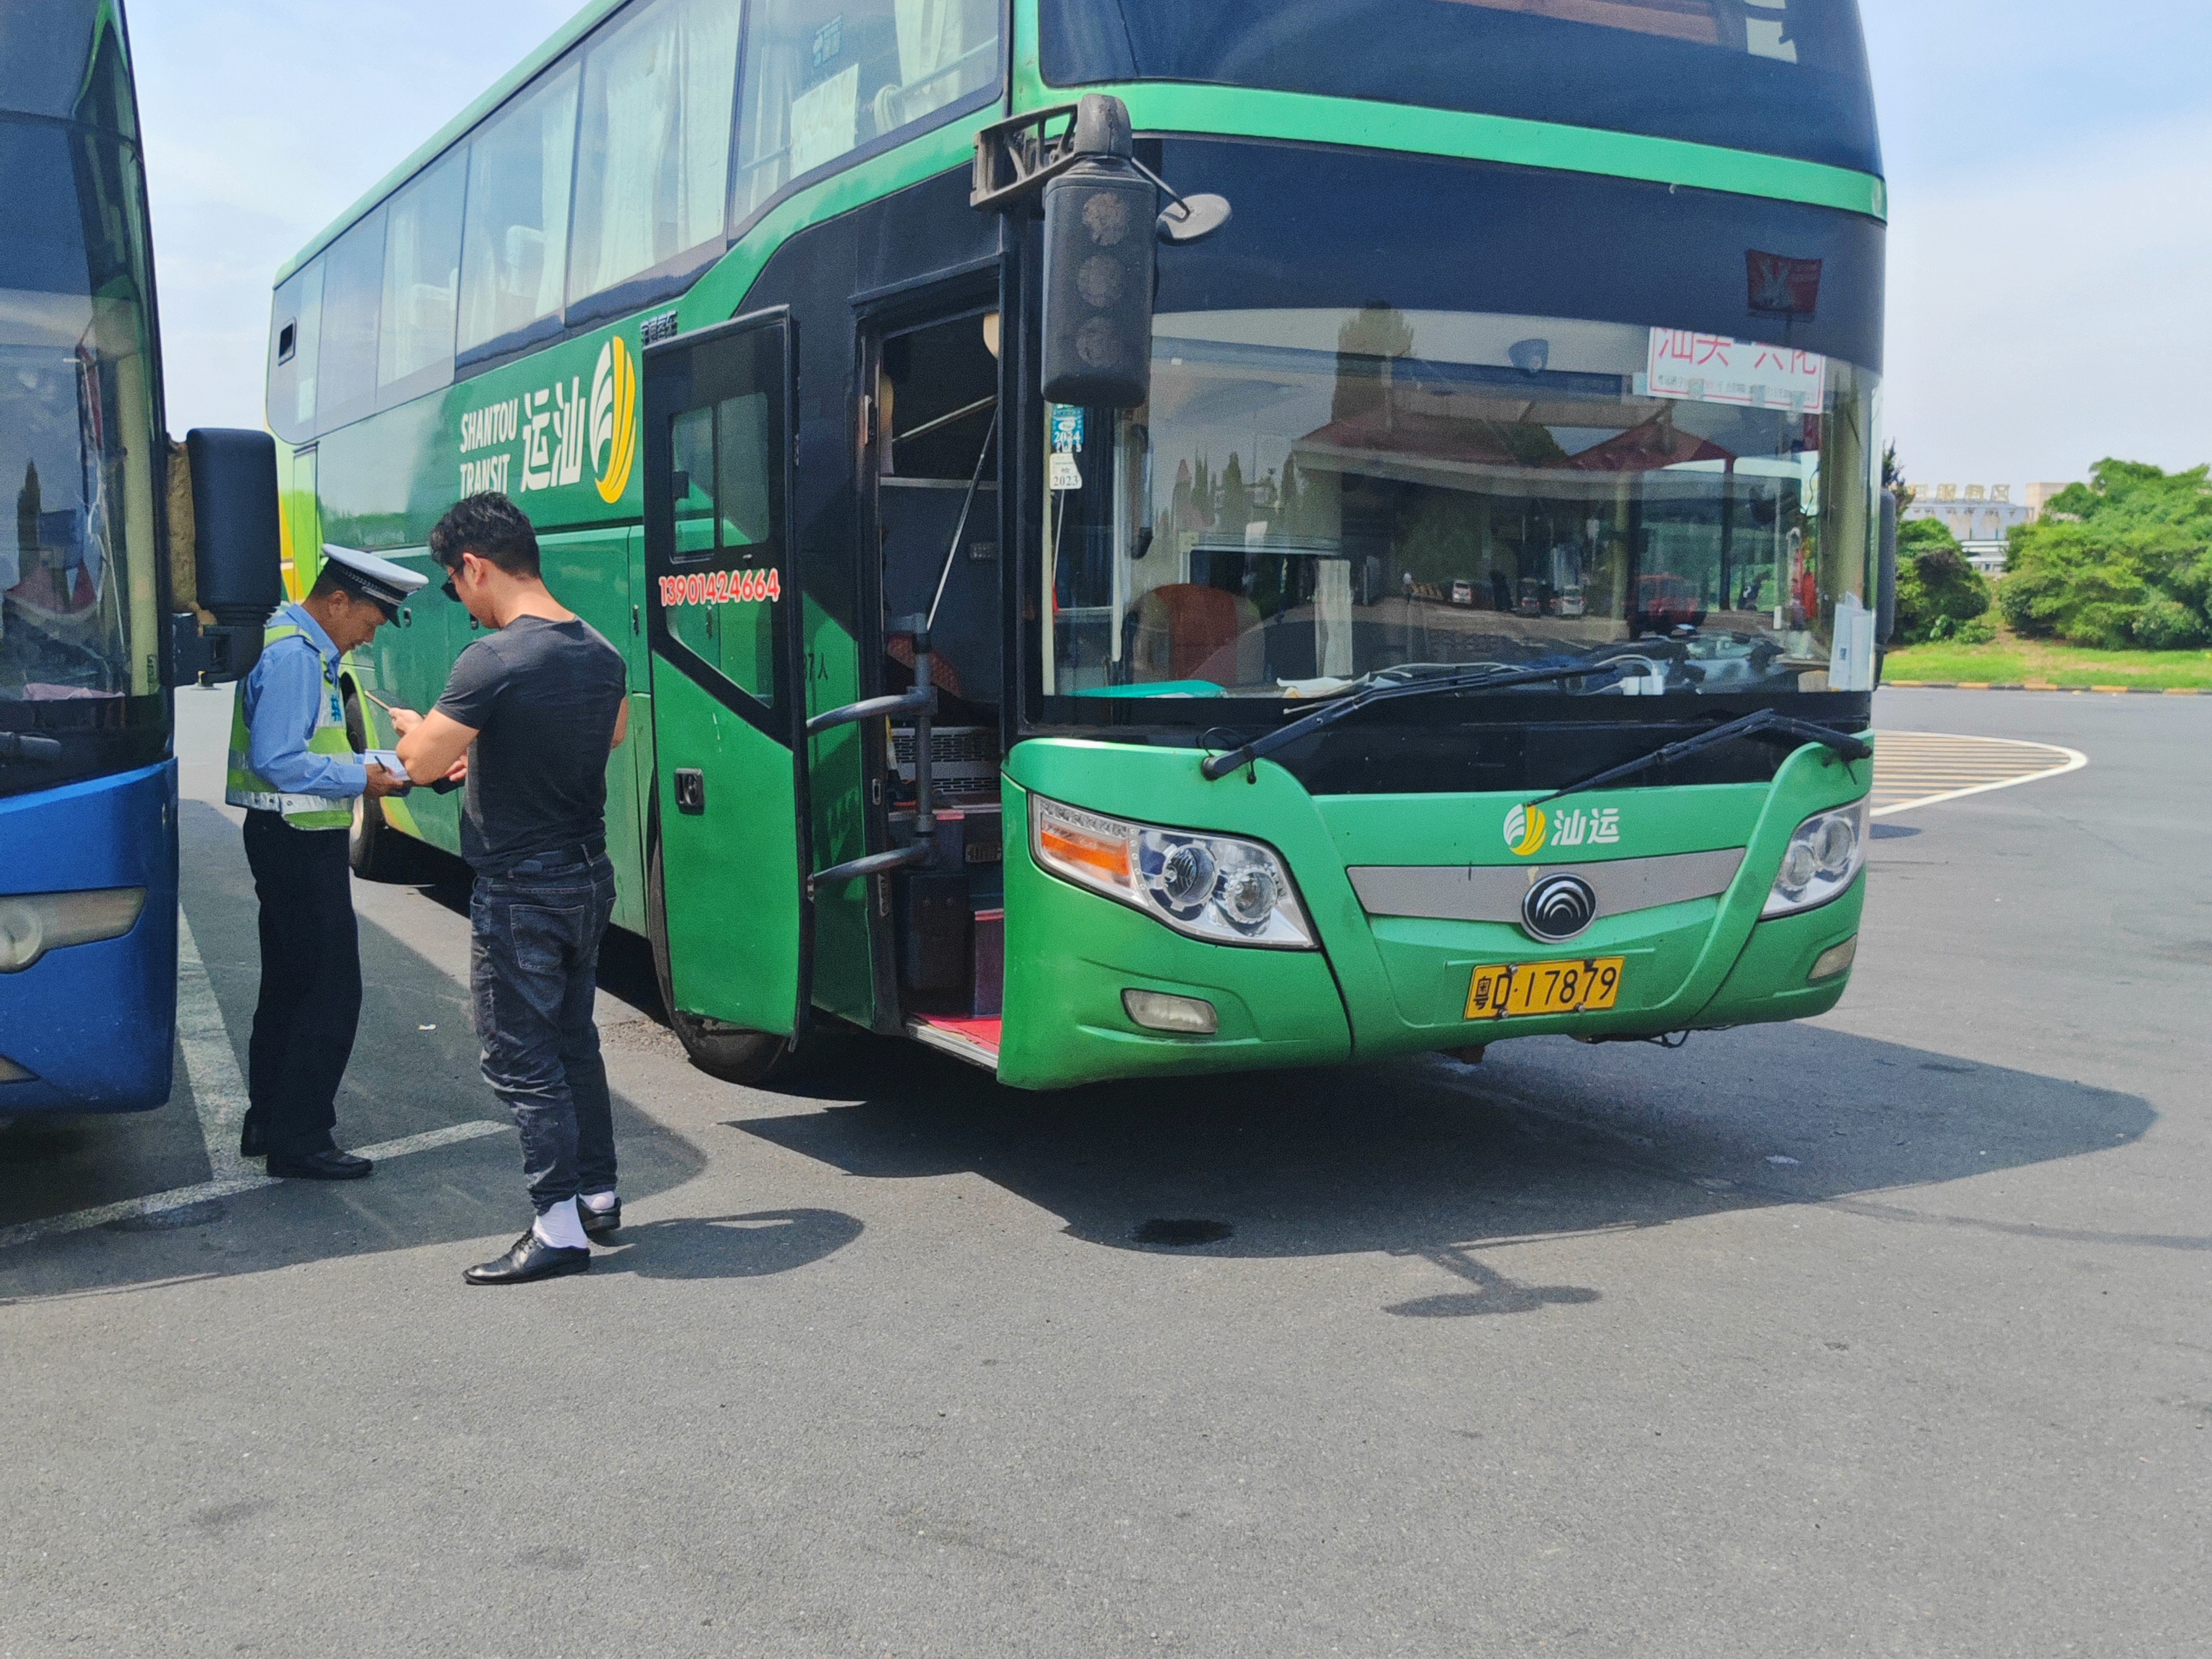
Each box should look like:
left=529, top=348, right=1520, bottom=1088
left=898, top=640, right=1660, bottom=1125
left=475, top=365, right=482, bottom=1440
left=1040, top=96, right=1154, bottom=410
left=172, top=428, right=283, bottom=685
left=1876, top=487, right=1899, bottom=647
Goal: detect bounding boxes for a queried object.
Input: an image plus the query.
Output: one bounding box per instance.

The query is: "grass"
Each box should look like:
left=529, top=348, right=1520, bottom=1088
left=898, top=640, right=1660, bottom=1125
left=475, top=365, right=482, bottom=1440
left=1884, top=628, right=2212, bottom=691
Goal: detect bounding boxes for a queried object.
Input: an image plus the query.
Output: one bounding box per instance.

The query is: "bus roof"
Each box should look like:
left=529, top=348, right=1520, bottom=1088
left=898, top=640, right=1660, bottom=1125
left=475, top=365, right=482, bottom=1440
left=274, top=0, right=621, bottom=287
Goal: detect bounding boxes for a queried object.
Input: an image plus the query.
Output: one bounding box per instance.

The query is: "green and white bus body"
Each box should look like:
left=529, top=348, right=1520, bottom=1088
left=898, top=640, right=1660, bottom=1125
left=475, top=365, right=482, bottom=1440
left=265, top=0, right=1884, bottom=1089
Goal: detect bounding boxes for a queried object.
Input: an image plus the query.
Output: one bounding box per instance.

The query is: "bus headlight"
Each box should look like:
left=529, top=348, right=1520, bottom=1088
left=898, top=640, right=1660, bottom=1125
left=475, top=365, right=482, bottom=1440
left=0, top=887, right=148, bottom=973
left=1030, top=795, right=1316, bottom=949
left=1762, top=799, right=1869, bottom=918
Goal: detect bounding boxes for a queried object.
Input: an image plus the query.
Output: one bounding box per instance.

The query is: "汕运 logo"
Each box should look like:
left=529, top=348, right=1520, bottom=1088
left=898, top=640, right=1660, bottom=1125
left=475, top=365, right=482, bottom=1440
left=456, top=332, right=639, bottom=505
left=1502, top=802, right=1549, bottom=857
left=589, top=336, right=637, bottom=504
left=1503, top=801, right=1623, bottom=857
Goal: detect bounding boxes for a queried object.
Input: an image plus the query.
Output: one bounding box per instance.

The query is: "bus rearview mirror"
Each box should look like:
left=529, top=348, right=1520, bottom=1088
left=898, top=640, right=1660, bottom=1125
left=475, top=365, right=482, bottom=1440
left=1040, top=96, right=1155, bottom=410
left=177, top=428, right=284, bottom=685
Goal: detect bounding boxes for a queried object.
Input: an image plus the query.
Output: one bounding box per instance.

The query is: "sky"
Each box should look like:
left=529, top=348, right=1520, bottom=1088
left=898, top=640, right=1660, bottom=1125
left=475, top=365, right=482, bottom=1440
left=129, top=0, right=2212, bottom=491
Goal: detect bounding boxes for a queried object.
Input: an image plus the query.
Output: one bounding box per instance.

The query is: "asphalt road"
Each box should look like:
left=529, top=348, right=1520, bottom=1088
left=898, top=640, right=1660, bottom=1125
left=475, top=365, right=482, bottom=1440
left=2, top=687, right=2205, bottom=1658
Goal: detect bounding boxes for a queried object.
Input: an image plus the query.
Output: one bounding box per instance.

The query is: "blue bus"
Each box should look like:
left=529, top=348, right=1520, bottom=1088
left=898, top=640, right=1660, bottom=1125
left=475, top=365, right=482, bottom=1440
left=1, top=0, right=280, bottom=1113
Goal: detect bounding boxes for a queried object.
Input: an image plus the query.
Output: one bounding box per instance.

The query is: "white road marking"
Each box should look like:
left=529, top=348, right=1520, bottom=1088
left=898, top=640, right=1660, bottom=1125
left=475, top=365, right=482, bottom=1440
left=1870, top=732, right=2088, bottom=819
left=0, top=909, right=508, bottom=1256
left=176, top=911, right=251, bottom=1182
left=0, top=1121, right=509, bottom=1254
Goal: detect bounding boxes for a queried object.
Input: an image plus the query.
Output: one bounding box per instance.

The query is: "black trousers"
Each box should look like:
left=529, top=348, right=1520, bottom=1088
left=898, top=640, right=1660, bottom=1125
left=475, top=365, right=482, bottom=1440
left=469, top=851, right=619, bottom=1213
left=242, top=811, right=362, bottom=1159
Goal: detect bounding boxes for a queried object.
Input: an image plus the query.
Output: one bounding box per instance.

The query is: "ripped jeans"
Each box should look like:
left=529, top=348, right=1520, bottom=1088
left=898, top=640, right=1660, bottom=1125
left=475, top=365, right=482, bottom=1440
left=469, top=850, right=619, bottom=1215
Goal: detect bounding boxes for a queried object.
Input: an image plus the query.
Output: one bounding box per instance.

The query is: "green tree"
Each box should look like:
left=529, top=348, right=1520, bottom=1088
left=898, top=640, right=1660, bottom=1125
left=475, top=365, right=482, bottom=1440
left=1218, top=452, right=1246, bottom=527
left=1999, top=460, right=2212, bottom=649
left=1892, top=515, right=1993, bottom=644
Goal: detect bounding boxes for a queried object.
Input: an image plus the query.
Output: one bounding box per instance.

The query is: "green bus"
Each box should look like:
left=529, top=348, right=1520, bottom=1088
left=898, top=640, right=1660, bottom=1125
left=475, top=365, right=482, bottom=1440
left=267, top=0, right=1889, bottom=1089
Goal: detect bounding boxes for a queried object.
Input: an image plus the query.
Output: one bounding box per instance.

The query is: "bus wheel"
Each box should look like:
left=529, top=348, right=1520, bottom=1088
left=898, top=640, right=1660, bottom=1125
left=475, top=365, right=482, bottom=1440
left=346, top=690, right=418, bottom=882
left=647, top=842, right=795, bottom=1084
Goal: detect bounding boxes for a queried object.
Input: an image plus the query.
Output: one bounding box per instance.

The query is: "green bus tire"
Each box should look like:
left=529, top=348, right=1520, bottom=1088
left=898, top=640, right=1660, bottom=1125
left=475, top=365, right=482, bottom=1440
left=346, top=689, right=422, bottom=884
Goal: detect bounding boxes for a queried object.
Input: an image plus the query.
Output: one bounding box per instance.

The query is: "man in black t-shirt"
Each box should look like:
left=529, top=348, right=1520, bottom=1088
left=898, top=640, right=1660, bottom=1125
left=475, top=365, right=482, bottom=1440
left=393, top=493, right=630, bottom=1287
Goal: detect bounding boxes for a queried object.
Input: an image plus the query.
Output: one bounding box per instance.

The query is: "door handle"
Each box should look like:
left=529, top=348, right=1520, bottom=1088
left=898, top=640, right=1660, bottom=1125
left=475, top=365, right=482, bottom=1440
left=674, top=768, right=706, bottom=814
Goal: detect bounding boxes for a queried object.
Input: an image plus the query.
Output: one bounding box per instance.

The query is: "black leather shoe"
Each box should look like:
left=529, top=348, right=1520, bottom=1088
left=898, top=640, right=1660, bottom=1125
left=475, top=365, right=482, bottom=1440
left=579, top=1198, right=621, bottom=1238
left=464, top=1230, right=590, bottom=1286
left=238, top=1112, right=266, bottom=1159
left=267, top=1148, right=373, bottom=1180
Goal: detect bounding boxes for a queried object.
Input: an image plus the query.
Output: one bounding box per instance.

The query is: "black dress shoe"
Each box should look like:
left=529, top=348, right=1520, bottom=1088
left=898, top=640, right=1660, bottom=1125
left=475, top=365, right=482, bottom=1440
left=266, top=1148, right=374, bottom=1180
left=464, top=1229, right=590, bottom=1286
left=238, top=1112, right=266, bottom=1159
left=579, top=1198, right=621, bottom=1238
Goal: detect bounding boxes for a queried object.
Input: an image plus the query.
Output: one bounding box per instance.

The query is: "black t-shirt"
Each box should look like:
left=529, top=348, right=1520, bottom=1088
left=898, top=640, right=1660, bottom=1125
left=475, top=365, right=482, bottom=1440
left=433, top=614, right=626, bottom=873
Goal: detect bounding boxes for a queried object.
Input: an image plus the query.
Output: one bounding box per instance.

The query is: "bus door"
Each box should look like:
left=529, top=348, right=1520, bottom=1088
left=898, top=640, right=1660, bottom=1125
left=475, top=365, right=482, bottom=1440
left=641, top=310, right=813, bottom=1038
left=862, top=302, right=1007, bottom=1030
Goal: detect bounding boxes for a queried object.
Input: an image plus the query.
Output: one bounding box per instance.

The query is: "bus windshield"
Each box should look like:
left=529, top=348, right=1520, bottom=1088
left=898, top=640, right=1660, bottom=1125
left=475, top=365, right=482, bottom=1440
left=0, top=96, right=166, bottom=800
left=1040, top=0, right=1880, bottom=176
left=1042, top=305, right=1879, bottom=703
left=0, top=115, right=162, bottom=734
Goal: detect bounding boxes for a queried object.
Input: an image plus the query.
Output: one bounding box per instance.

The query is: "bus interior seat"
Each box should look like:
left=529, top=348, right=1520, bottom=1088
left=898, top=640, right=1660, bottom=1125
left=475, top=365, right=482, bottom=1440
left=1130, top=584, right=1262, bottom=684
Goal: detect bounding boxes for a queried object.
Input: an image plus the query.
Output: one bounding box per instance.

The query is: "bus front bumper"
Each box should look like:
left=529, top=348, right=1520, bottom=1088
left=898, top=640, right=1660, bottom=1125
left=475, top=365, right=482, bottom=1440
left=0, top=760, right=179, bottom=1112
left=996, top=742, right=1870, bottom=1091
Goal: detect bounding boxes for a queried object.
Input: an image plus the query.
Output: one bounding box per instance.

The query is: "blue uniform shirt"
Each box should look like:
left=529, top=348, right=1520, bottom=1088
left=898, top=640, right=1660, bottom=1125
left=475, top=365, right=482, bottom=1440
left=240, top=602, right=368, bottom=800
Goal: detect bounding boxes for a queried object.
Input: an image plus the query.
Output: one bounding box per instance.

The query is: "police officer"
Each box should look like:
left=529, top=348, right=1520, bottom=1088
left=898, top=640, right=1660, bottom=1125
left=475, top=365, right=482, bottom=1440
left=228, top=544, right=425, bottom=1179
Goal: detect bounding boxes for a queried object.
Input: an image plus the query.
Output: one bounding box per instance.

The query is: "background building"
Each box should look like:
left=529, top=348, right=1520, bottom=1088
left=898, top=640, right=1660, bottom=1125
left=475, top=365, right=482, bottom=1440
left=1903, top=482, right=2067, bottom=574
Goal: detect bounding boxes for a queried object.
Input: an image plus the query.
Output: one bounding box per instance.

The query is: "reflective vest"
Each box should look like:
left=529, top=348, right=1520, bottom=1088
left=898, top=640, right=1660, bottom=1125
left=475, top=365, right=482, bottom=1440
left=225, top=611, right=356, bottom=830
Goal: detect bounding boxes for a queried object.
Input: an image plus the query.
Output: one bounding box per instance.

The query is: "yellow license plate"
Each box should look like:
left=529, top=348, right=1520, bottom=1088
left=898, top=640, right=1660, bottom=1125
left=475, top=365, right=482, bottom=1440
left=1465, top=957, right=1625, bottom=1020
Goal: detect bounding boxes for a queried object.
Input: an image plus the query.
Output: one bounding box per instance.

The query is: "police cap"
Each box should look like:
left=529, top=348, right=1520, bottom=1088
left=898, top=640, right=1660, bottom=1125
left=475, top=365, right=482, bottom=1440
left=319, top=544, right=428, bottom=619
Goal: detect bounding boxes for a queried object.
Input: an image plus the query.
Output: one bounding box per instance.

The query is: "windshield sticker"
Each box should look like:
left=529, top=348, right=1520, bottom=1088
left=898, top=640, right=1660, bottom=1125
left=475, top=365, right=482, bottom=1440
left=1051, top=405, right=1084, bottom=452
left=1645, top=328, right=1826, bottom=411
left=1049, top=451, right=1082, bottom=492
left=1503, top=802, right=1621, bottom=858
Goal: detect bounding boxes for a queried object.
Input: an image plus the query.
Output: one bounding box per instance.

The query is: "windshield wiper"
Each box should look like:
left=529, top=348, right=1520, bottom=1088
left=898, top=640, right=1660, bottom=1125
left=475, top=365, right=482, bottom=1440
left=1198, top=662, right=1616, bottom=781
left=1532, top=709, right=1872, bottom=804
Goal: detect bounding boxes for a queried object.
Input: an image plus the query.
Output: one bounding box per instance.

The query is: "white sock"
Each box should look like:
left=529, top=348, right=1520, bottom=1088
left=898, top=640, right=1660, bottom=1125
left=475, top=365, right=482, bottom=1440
left=580, top=1190, right=618, bottom=1213
left=533, top=1197, right=589, bottom=1251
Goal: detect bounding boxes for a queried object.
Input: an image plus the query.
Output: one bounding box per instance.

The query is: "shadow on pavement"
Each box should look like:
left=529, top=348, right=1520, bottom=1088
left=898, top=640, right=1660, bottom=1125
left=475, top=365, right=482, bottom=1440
left=732, top=1016, right=2161, bottom=1316
left=587, top=1209, right=866, bottom=1280
left=0, top=803, right=747, bottom=1301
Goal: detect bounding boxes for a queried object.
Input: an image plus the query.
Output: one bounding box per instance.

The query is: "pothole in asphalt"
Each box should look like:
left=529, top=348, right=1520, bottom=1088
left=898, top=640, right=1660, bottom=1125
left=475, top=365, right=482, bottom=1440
left=1133, top=1218, right=1233, bottom=1248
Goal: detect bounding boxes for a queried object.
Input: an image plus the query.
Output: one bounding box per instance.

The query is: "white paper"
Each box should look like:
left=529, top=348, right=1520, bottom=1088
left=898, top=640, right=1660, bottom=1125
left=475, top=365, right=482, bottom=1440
left=1827, top=595, right=1876, bottom=691
left=789, top=64, right=859, bottom=178
left=1049, top=452, right=1082, bottom=492
left=1647, top=328, right=1826, bottom=411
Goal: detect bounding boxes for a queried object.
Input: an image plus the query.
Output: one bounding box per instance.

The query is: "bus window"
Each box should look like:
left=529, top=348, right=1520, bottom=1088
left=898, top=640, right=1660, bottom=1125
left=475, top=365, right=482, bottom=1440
left=567, top=0, right=741, bottom=307
left=458, top=62, right=580, bottom=356
left=314, top=208, right=385, bottom=431
left=1, top=115, right=163, bottom=714
left=1038, top=0, right=1879, bottom=176
left=266, top=257, right=323, bottom=443
left=874, top=311, right=1000, bottom=723
left=734, top=0, right=1001, bottom=220
left=1045, top=305, right=1877, bottom=700
left=377, top=149, right=464, bottom=399
left=662, top=394, right=777, bottom=703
